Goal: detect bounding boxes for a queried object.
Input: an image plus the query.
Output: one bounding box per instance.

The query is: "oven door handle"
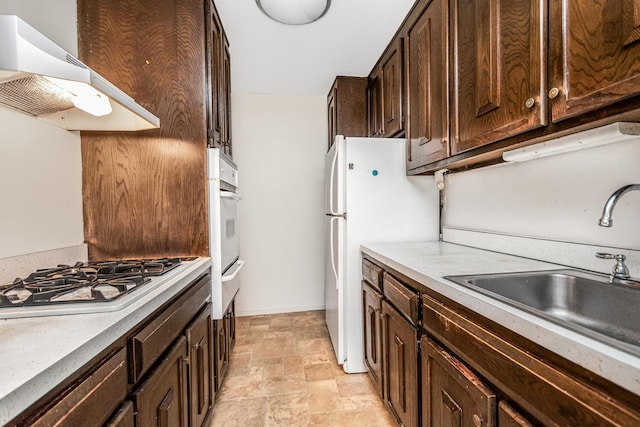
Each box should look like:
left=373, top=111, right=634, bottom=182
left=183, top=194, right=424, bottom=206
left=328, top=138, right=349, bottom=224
left=220, top=191, right=242, bottom=200
left=222, top=259, right=245, bottom=282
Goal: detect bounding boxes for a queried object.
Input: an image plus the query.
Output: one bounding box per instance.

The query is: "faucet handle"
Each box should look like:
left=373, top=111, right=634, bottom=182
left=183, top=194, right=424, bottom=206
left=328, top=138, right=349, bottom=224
left=596, top=252, right=630, bottom=279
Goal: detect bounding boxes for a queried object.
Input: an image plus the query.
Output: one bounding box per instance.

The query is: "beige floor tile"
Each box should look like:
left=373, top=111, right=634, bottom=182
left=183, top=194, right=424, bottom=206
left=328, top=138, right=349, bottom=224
left=265, top=393, right=310, bottom=426
left=218, top=373, right=263, bottom=401
left=304, top=363, right=335, bottom=381
left=211, top=312, right=396, bottom=427
left=209, top=397, right=267, bottom=427
left=261, top=375, right=307, bottom=396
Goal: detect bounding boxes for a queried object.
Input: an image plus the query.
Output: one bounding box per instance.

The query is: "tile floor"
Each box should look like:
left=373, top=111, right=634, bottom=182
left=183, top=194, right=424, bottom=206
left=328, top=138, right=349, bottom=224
left=209, top=310, right=397, bottom=426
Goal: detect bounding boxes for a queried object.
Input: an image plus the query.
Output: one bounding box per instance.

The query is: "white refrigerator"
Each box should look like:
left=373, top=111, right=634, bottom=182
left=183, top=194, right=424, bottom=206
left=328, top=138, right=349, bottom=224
left=324, top=135, right=439, bottom=373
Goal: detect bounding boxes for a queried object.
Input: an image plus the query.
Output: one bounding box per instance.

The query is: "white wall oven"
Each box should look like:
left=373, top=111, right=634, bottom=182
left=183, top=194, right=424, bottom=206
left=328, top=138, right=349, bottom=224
left=208, top=148, right=244, bottom=319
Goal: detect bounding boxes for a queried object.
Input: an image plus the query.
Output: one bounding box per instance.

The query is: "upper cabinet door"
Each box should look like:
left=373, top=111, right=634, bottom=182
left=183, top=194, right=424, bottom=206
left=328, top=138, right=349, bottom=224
left=450, top=0, right=546, bottom=156
left=206, top=0, right=223, bottom=148
left=549, top=0, right=640, bottom=122
left=405, top=0, right=449, bottom=170
left=381, top=41, right=404, bottom=137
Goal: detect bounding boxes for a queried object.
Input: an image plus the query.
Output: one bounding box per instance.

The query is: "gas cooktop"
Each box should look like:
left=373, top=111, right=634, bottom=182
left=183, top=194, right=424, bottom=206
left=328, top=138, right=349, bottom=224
left=0, top=258, right=195, bottom=318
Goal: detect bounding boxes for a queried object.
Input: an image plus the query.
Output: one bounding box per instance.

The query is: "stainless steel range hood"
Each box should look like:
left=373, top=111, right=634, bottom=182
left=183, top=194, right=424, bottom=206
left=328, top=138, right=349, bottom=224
left=0, top=15, right=160, bottom=131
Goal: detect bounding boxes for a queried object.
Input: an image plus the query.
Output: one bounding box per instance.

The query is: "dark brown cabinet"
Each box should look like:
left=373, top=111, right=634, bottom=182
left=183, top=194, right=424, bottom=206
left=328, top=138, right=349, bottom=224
left=549, top=0, right=640, bottom=122
left=133, top=337, right=189, bottom=427
left=364, top=254, right=640, bottom=426
left=362, top=281, right=384, bottom=398
left=29, top=348, right=128, bottom=427
left=78, top=0, right=232, bottom=259
left=382, top=299, right=419, bottom=427
left=205, top=0, right=232, bottom=156
left=369, top=41, right=404, bottom=138
left=449, top=0, right=546, bottom=155
left=186, top=306, right=214, bottom=427
left=214, top=299, right=236, bottom=391
left=327, top=77, right=368, bottom=148
left=422, top=336, right=497, bottom=427
left=405, top=0, right=449, bottom=171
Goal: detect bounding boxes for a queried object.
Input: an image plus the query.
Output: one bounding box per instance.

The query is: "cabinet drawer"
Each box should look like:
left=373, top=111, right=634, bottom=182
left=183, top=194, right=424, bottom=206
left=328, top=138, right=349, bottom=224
left=362, top=258, right=383, bottom=292
left=383, top=272, right=419, bottom=325
left=31, top=348, right=127, bottom=427
left=130, top=273, right=210, bottom=383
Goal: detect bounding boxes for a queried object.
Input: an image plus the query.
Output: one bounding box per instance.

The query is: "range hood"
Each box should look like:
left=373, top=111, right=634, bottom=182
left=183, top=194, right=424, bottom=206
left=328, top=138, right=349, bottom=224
left=0, top=15, right=160, bottom=131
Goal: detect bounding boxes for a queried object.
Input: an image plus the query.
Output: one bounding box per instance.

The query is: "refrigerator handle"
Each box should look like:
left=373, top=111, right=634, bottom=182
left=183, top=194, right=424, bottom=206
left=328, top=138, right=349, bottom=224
left=330, top=216, right=339, bottom=290
left=328, top=143, right=338, bottom=214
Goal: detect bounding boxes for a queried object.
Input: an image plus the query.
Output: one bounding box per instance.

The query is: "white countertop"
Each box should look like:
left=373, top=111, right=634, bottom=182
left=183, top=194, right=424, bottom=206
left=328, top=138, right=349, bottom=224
left=361, top=241, right=640, bottom=396
left=0, top=257, right=211, bottom=425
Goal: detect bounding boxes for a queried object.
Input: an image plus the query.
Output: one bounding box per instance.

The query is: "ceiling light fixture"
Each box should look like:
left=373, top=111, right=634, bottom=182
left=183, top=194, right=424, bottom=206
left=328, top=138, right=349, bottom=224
left=256, top=0, right=331, bottom=25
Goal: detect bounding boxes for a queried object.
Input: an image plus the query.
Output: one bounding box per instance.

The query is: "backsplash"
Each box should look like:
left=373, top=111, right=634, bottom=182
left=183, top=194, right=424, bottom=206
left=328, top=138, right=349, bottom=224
left=0, top=0, right=84, bottom=260
left=442, top=137, right=640, bottom=277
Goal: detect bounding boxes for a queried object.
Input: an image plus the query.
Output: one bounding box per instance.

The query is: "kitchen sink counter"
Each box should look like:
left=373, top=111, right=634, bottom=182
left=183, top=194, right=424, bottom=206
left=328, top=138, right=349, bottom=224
left=361, top=241, right=640, bottom=396
left=0, top=257, right=212, bottom=425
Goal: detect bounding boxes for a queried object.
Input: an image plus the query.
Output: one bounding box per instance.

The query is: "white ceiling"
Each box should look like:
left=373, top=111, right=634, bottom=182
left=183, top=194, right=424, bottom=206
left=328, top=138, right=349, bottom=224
left=214, top=0, right=416, bottom=96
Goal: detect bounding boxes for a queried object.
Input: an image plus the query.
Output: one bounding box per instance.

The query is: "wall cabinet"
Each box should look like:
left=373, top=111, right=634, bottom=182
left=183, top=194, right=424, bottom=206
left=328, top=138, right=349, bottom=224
left=549, top=0, right=640, bottom=122
left=205, top=0, right=232, bottom=156
left=449, top=0, right=546, bottom=156
left=350, top=0, right=640, bottom=174
left=368, top=40, right=404, bottom=138
left=405, top=0, right=449, bottom=171
left=78, top=0, right=232, bottom=259
left=327, top=77, right=368, bottom=148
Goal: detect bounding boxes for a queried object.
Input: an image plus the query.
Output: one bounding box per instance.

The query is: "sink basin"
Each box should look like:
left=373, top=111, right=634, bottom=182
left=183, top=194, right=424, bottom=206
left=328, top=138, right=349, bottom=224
left=444, top=269, right=640, bottom=356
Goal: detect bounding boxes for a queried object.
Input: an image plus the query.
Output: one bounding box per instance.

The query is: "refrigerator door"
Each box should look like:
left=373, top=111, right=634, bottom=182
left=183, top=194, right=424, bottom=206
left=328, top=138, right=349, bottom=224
left=325, top=214, right=345, bottom=364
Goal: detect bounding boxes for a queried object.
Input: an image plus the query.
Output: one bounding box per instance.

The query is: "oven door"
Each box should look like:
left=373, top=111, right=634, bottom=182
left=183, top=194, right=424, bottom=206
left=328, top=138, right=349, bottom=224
left=220, top=190, right=241, bottom=272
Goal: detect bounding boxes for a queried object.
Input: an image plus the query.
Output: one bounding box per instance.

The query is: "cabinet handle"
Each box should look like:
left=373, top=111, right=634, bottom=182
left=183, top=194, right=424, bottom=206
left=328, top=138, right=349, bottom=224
left=525, top=98, right=536, bottom=109
left=548, top=87, right=560, bottom=99
left=473, top=414, right=483, bottom=427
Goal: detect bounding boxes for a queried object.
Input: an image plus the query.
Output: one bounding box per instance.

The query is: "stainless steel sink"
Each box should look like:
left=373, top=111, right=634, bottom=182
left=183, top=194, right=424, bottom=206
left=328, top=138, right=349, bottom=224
left=444, top=269, right=640, bottom=356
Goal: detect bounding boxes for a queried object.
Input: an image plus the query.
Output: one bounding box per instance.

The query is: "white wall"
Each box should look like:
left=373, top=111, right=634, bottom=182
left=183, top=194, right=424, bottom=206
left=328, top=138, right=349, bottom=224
left=232, top=93, right=327, bottom=316
left=443, top=138, right=640, bottom=276
left=0, top=0, right=84, bottom=260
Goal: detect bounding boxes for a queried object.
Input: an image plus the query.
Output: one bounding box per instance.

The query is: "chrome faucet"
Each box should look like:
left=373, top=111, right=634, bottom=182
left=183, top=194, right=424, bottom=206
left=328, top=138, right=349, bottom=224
left=596, top=184, right=640, bottom=282
left=598, top=184, right=640, bottom=227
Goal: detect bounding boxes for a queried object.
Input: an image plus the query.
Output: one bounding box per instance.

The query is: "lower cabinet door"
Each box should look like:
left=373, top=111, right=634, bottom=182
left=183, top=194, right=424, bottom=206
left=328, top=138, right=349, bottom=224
left=363, top=281, right=384, bottom=398
left=214, top=316, right=229, bottom=391
left=382, top=300, right=418, bottom=427
left=422, top=336, right=497, bottom=427
left=186, top=305, right=213, bottom=427
left=133, top=336, right=188, bottom=427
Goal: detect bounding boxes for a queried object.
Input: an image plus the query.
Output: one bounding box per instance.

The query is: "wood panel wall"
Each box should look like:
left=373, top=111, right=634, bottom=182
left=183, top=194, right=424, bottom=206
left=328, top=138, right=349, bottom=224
left=77, top=0, right=209, bottom=259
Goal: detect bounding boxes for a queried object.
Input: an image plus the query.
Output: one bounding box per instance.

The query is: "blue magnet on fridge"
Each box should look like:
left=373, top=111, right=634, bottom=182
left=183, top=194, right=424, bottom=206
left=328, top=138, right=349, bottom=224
left=372, top=169, right=379, bottom=176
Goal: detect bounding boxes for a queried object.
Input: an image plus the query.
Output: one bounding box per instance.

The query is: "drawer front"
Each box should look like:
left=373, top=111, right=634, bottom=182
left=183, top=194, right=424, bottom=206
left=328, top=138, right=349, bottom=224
left=383, top=272, right=419, bottom=325
left=130, top=273, right=211, bottom=382
left=31, top=348, right=127, bottom=427
left=362, top=258, right=383, bottom=292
